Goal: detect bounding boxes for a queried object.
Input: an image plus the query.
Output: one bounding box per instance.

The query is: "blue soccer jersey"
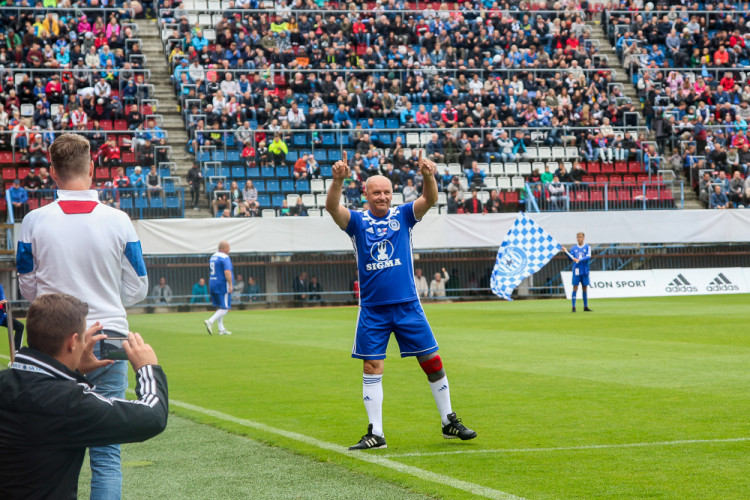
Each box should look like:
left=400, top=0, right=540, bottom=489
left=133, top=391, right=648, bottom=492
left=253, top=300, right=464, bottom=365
left=344, top=202, right=419, bottom=306
left=209, top=252, right=233, bottom=293
left=570, top=244, right=591, bottom=276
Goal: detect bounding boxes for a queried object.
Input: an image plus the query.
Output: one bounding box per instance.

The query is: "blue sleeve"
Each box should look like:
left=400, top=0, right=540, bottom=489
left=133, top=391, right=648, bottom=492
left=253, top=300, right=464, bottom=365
left=0, top=284, right=5, bottom=302
left=402, top=201, right=418, bottom=227
left=344, top=209, right=360, bottom=237
left=16, top=241, right=34, bottom=274
left=581, top=245, right=591, bottom=262
left=124, top=241, right=147, bottom=277
left=224, top=256, right=233, bottom=275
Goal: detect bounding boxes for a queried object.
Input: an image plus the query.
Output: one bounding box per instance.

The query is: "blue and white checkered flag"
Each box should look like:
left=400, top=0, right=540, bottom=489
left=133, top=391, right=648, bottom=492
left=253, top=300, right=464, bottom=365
left=491, top=213, right=561, bottom=301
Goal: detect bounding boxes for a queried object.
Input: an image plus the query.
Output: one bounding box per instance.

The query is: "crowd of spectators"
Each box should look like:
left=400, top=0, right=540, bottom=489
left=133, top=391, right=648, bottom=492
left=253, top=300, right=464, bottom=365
left=607, top=7, right=750, bottom=208
left=157, top=0, right=669, bottom=213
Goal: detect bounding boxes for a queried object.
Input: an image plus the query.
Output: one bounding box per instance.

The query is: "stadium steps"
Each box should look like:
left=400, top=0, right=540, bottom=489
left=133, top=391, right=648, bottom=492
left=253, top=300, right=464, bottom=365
left=135, top=19, right=211, bottom=217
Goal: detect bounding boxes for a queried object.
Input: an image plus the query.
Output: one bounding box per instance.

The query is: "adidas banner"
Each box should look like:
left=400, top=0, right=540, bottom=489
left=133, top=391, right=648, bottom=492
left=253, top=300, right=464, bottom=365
left=561, top=268, right=750, bottom=299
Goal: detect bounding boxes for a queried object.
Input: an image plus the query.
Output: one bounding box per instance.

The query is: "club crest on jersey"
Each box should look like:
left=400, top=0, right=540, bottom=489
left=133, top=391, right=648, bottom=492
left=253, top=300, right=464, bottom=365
left=388, top=219, right=400, bottom=231
left=367, top=240, right=402, bottom=271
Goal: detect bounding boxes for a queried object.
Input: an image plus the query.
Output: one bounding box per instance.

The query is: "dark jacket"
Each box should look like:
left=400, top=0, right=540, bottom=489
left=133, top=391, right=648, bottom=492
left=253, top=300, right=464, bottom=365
left=0, top=348, right=168, bottom=500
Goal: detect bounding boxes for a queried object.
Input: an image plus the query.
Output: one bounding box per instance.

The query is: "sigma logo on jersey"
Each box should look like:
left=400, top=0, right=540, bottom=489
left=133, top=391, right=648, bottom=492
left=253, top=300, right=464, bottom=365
left=366, top=240, right=402, bottom=271
left=706, top=273, right=739, bottom=292
left=388, top=219, right=400, bottom=231
left=665, top=274, right=698, bottom=293
left=493, top=247, right=528, bottom=277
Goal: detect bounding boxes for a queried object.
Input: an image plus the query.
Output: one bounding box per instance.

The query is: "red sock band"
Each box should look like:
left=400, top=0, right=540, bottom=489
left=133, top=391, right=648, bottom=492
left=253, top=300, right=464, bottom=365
left=419, top=355, right=443, bottom=375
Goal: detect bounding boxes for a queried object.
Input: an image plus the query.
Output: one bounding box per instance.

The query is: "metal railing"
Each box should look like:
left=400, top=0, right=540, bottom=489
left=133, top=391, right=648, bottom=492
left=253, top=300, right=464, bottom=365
left=4, top=187, right=185, bottom=222
left=525, top=181, right=683, bottom=212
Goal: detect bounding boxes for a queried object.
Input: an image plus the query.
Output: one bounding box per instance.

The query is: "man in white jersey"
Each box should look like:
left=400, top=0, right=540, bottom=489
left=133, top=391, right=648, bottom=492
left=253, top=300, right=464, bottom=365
left=16, top=133, right=149, bottom=499
left=204, top=241, right=233, bottom=335
left=326, top=152, right=476, bottom=450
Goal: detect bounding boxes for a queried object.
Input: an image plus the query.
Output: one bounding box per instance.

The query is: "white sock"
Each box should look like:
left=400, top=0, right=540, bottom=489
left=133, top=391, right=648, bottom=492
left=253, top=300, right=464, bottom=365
left=362, top=373, right=384, bottom=437
left=429, top=376, right=453, bottom=425
left=209, top=309, right=228, bottom=327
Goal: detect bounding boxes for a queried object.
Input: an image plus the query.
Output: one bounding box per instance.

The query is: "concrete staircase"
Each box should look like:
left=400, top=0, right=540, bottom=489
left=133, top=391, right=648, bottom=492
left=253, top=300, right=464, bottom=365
left=587, top=21, right=702, bottom=209
left=134, top=19, right=210, bottom=216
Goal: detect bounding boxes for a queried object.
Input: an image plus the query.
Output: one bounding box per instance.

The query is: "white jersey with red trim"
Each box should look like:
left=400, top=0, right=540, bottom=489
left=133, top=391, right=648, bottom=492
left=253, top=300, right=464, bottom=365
left=16, top=190, right=148, bottom=332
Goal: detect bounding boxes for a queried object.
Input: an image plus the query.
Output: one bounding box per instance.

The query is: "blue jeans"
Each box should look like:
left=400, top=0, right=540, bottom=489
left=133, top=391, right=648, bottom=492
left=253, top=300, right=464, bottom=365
left=86, top=348, right=128, bottom=500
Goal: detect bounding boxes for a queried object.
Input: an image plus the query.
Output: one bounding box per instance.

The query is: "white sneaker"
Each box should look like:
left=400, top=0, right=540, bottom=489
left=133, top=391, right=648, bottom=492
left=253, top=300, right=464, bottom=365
left=219, top=330, right=232, bottom=335
left=204, top=319, right=213, bottom=335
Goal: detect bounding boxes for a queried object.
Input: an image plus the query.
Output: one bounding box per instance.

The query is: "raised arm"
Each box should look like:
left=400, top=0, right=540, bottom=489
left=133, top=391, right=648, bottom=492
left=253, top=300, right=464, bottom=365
left=326, top=151, right=352, bottom=230
left=413, top=150, right=438, bottom=220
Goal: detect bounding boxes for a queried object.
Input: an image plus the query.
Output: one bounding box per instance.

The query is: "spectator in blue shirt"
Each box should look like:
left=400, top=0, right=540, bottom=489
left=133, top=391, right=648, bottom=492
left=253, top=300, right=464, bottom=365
left=8, top=179, right=29, bottom=219
left=710, top=185, right=729, bottom=209
left=190, top=278, right=209, bottom=303
left=192, top=30, right=208, bottom=51
left=333, top=104, right=352, bottom=128
left=173, top=58, right=189, bottom=83
left=129, top=166, right=146, bottom=196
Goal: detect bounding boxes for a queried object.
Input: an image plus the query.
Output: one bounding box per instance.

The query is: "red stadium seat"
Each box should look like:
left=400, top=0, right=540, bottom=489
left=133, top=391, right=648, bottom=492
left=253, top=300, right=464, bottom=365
left=100, top=121, right=113, bottom=130
left=122, top=151, right=135, bottom=163
left=95, top=167, right=110, bottom=179
left=573, top=191, right=589, bottom=203
left=581, top=175, right=595, bottom=183
left=614, top=161, right=627, bottom=173
left=628, top=161, right=642, bottom=173
left=2, top=167, right=16, bottom=179
left=27, top=198, right=40, bottom=210
left=623, top=174, right=636, bottom=185
left=616, top=188, right=632, bottom=203
left=142, top=105, right=153, bottom=115
left=504, top=191, right=519, bottom=204
left=595, top=174, right=608, bottom=185
left=609, top=175, right=622, bottom=185
left=17, top=167, right=30, bottom=179
left=0, top=198, right=6, bottom=213
left=590, top=190, right=604, bottom=203
left=586, top=162, right=600, bottom=174
left=601, top=163, right=614, bottom=174
left=114, top=120, right=128, bottom=130
left=0, top=152, right=13, bottom=164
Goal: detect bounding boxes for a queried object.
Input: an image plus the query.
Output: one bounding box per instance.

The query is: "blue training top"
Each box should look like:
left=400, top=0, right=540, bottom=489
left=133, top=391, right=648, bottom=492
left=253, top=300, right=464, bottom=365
left=345, top=202, right=420, bottom=306
left=209, top=252, right=233, bottom=293
left=569, top=244, right=591, bottom=276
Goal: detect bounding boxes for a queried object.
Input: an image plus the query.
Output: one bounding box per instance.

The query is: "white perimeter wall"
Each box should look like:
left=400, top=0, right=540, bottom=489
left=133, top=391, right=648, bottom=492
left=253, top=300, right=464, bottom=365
left=131, top=210, right=750, bottom=255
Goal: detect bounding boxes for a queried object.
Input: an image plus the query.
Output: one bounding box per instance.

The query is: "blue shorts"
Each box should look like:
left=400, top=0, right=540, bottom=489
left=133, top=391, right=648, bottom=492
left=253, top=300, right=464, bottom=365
left=572, top=273, right=590, bottom=287
left=210, top=291, right=232, bottom=309
left=352, top=300, right=438, bottom=360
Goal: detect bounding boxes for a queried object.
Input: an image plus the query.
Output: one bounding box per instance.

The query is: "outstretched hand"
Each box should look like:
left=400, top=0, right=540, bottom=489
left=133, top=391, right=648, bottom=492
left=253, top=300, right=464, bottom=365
left=418, top=150, right=436, bottom=177
left=332, top=150, right=350, bottom=181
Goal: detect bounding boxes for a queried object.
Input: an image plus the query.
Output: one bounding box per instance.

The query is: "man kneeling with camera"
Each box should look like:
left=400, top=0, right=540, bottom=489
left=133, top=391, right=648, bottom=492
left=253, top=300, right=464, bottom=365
left=0, top=293, right=168, bottom=499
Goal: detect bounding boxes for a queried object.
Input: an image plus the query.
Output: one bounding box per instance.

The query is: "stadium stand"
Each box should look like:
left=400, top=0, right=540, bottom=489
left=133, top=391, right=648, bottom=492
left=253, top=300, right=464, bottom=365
left=0, top=5, right=187, bottom=221
left=152, top=1, right=690, bottom=216
left=605, top=8, right=750, bottom=208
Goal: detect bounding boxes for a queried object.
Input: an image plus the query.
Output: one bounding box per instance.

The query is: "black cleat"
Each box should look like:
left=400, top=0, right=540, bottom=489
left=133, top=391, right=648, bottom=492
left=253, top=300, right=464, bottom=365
left=584, top=307, right=593, bottom=312
left=572, top=307, right=576, bottom=313
left=349, top=424, right=387, bottom=450
left=442, top=413, right=477, bottom=440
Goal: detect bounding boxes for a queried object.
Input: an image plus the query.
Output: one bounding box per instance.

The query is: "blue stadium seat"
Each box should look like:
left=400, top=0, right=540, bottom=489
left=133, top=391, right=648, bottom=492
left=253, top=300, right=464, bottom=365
left=159, top=167, right=170, bottom=178
left=296, top=179, right=309, bottom=192
left=198, top=151, right=211, bottom=163
left=341, top=133, right=351, bottom=146
left=329, top=150, right=341, bottom=161
left=261, top=166, right=275, bottom=178
left=247, top=167, right=260, bottom=177
left=380, top=133, right=392, bottom=145
left=314, top=150, right=327, bottom=161
left=266, top=180, right=280, bottom=193
left=253, top=180, right=265, bottom=192
left=163, top=178, right=176, bottom=194
left=322, top=133, right=335, bottom=146
left=294, top=133, right=306, bottom=146
left=257, top=194, right=271, bottom=208
left=231, top=166, right=245, bottom=178
left=276, top=166, right=290, bottom=178
left=320, top=166, right=333, bottom=177
left=225, top=135, right=235, bottom=147
left=386, top=118, right=399, bottom=129
left=272, top=194, right=285, bottom=207
left=150, top=196, right=164, bottom=208
left=249, top=120, right=258, bottom=129
left=135, top=196, right=148, bottom=209
left=126, top=167, right=135, bottom=177
left=373, top=119, right=385, bottom=129
left=165, top=196, right=180, bottom=209
left=281, top=179, right=295, bottom=193
left=287, top=150, right=298, bottom=162
left=219, top=166, right=230, bottom=178
left=214, top=151, right=225, bottom=162
left=119, top=197, right=133, bottom=209
left=227, top=151, right=240, bottom=162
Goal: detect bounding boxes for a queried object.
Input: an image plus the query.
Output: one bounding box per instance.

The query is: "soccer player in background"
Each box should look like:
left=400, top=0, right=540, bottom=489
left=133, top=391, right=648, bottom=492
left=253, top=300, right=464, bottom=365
left=562, top=232, right=592, bottom=312
left=205, top=241, right=234, bottom=335
left=326, top=152, right=476, bottom=450
left=16, top=133, right=149, bottom=499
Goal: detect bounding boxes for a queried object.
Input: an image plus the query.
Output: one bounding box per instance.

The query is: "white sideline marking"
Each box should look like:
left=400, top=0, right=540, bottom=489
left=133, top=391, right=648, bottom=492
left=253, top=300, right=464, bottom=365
left=381, top=437, right=750, bottom=458
left=170, top=398, right=524, bottom=500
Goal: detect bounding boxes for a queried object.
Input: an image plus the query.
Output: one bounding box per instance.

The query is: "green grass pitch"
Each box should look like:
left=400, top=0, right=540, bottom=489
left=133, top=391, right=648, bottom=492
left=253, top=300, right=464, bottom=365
left=6, top=296, right=750, bottom=499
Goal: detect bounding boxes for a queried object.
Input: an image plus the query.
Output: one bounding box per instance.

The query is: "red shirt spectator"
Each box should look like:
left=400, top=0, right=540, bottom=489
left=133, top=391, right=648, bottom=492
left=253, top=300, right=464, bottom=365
left=441, top=102, right=458, bottom=124
left=720, top=75, right=735, bottom=92
left=714, top=47, right=729, bottom=65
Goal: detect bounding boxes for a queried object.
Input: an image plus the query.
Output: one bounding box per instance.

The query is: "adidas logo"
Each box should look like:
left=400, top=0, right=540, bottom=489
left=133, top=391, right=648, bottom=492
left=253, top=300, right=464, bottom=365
left=363, top=396, right=372, bottom=401
left=665, top=274, right=697, bottom=293
left=706, top=273, right=739, bottom=292
left=438, top=384, right=448, bottom=392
